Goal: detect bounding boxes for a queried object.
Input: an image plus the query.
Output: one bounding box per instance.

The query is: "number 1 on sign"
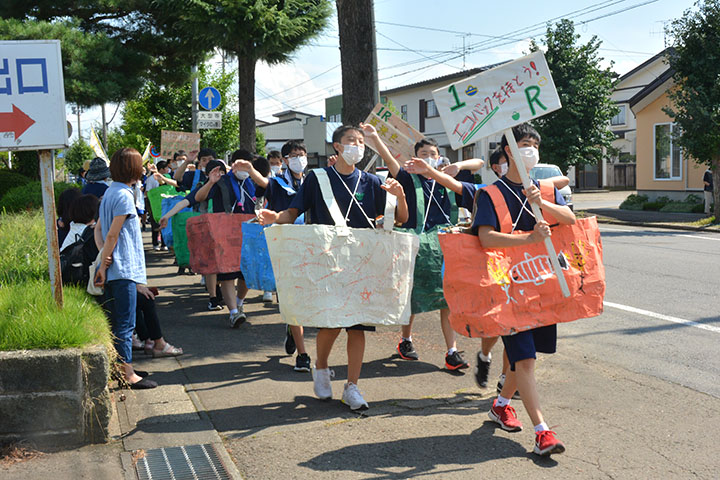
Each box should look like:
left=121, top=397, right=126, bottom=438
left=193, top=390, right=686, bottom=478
left=448, top=85, right=466, bottom=112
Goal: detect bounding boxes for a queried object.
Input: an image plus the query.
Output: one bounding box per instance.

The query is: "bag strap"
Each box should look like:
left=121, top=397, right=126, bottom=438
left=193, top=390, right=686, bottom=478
left=273, top=176, right=296, bottom=194
left=191, top=169, right=201, bottom=190
left=313, top=168, right=347, bottom=227
left=410, top=174, right=425, bottom=234
left=538, top=179, right=559, bottom=226
left=482, top=184, right=513, bottom=234
left=217, top=179, right=235, bottom=213
left=383, top=192, right=396, bottom=232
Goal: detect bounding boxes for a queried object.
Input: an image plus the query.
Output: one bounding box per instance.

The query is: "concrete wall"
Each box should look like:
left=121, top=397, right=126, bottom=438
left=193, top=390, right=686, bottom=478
left=635, top=91, right=705, bottom=195
left=0, top=346, right=111, bottom=447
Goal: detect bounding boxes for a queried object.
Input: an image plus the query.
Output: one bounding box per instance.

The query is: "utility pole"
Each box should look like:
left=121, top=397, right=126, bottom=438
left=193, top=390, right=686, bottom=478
left=191, top=65, right=199, bottom=133
left=72, top=104, right=83, bottom=141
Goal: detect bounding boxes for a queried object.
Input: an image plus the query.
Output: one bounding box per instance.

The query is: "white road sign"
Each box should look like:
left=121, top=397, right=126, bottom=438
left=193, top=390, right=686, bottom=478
left=432, top=51, right=561, bottom=150
left=198, top=110, right=222, bottom=129
left=0, top=40, right=68, bottom=151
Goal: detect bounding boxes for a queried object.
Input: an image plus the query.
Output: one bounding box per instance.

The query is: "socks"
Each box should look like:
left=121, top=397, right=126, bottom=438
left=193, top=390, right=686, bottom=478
left=496, top=395, right=511, bottom=407
left=237, top=297, right=244, bottom=307
left=230, top=308, right=238, bottom=315
left=534, top=422, right=549, bottom=433
left=479, top=351, right=491, bottom=362
left=402, top=336, right=412, bottom=342
left=447, top=347, right=457, bottom=355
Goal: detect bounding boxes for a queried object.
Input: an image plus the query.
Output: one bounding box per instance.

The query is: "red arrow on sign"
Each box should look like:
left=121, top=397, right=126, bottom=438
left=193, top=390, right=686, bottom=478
left=0, top=104, right=36, bottom=139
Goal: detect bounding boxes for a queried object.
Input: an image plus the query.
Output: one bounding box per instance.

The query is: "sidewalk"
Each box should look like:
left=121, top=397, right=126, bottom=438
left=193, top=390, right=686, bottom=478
left=4, top=225, right=720, bottom=479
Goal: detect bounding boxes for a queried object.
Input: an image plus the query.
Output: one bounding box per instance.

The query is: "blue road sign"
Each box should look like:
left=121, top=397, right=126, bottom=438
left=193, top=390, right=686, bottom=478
left=199, top=86, right=221, bottom=111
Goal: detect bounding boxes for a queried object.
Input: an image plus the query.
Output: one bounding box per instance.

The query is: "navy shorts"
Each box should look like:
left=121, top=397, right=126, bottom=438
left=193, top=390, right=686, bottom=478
left=502, top=324, right=557, bottom=371
left=217, top=270, right=244, bottom=281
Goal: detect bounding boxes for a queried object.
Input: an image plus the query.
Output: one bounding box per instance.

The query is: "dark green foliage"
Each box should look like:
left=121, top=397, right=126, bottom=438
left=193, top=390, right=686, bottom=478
left=0, top=171, right=31, bottom=200
left=530, top=20, right=619, bottom=175
left=619, top=194, right=648, bottom=210
left=63, top=139, right=94, bottom=176
left=0, top=181, right=77, bottom=213
left=10, top=150, right=41, bottom=180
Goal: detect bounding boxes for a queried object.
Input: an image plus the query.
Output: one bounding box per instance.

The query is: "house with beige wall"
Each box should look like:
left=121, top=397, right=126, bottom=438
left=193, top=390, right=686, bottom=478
left=630, top=66, right=705, bottom=200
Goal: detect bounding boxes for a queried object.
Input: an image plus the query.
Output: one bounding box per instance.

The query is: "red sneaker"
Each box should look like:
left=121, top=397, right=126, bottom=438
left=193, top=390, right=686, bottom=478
left=488, top=399, right=523, bottom=432
left=534, top=430, right=565, bottom=456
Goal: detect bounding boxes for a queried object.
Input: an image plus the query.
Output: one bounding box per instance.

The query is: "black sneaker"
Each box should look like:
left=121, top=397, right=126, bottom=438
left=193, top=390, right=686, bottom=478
left=208, top=297, right=223, bottom=311
left=284, top=325, right=296, bottom=355
left=474, top=351, right=491, bottom=387
left=497, top=376, right=521, bottom=399
left=397, top=340, right=419, bottom=360
left=216, top=285, right=224, bottom=305
left=294, top=353, right=311, bottom=372
left=444, top=351, right=469, bottom=371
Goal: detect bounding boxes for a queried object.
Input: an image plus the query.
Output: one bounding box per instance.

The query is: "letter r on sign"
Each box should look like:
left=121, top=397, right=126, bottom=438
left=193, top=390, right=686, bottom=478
left=524, top=86, right=546, bottom=116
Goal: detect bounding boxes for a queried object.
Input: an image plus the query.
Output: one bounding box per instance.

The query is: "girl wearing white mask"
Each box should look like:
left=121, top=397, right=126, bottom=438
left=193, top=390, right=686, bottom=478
left=257, top=125, right=409, bottom=411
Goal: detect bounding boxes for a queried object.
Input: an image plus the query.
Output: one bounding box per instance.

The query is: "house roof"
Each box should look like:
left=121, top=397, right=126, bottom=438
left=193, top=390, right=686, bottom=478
left=380, top=61, right=508, bottom=95
left=618, top=47, right=673, bottom=83
left=628, top=67, right=675, bottom=114
left=272, top=110, right=315, bottom=118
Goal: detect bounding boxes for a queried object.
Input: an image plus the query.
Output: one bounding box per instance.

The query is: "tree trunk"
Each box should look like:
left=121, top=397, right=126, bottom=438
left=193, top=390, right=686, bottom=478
left=237, top=54, right=257, bottom=153
left=336, top=0, right=379, bottom=171
left=713, top=156, right=720, bottom=221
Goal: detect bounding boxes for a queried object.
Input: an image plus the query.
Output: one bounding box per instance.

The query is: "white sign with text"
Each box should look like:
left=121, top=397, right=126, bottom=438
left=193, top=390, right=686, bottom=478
left=0, top=40, right=68, bottom=151
left=432, top=51, right=561, bottom=150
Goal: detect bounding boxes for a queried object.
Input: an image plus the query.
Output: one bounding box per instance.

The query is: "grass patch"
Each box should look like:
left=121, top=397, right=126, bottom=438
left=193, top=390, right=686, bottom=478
left=0, top=210, right=48, bottom=285
left=0, top=280, right=113, bottom=352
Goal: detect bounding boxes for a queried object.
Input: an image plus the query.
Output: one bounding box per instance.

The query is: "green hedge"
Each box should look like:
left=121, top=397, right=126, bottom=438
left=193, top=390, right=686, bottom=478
left=0, top=170, right=32, bottom=200
left=0, top=181, right=78, bottom=213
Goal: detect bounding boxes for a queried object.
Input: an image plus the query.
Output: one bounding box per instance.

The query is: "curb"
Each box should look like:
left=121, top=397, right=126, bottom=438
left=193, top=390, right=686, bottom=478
left=578, top=211, right=720, bottom=233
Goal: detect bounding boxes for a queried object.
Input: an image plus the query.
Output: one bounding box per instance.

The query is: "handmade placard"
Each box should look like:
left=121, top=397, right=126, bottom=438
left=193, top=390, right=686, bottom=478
left=363, top=103, right=425, bottom=164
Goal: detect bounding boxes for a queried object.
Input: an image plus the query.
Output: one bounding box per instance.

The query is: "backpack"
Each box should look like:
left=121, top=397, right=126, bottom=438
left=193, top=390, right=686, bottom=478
left=60, top=226, right=99, bottom=286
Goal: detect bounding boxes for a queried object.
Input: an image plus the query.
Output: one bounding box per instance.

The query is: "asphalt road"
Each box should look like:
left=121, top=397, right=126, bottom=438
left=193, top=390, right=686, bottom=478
left=562, top=225, right=720, bottom=399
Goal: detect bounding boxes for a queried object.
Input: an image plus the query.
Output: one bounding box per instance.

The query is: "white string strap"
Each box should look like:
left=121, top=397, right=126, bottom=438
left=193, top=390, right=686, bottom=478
left=498, top=178, right=535, bottom=233
left=330, top=166, right=375, bottom=229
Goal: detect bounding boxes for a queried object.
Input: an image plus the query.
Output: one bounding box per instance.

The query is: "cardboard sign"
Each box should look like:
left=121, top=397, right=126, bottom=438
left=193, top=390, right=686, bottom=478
left=432, top=51, right=561, bottom=150
left=0, top=40, right=67, bottom=151
left=364, top=103, right=424, bottom=164
left=160, top=130, right=200, bottom=159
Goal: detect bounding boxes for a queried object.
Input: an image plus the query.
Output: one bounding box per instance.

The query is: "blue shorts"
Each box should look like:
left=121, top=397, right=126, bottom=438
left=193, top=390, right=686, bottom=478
left=502, top=324, right=557, bottom=371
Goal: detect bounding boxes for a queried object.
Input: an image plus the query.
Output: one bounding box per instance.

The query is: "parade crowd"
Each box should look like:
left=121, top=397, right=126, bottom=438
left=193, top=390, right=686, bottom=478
left=62, top=122, right=573, bottom=457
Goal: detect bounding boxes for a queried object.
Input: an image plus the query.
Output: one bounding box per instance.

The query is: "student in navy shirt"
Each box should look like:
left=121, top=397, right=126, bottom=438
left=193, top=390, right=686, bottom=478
left=363, top=128, right=474, bottom=370
left=473, top=123, right=575, bottom=457
left=258, top=125, right=408, bottom=411
left=173, top=148, right=215, bottom=192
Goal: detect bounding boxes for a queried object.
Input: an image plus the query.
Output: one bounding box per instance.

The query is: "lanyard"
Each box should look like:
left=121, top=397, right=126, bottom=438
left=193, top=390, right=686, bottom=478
left=330, top=167, right=374, bottom=227
left=228, top=174, right=254, bottom=212
left=420, top=179, right=452, bottom=229
left=498, top=178, right=535, bottom=233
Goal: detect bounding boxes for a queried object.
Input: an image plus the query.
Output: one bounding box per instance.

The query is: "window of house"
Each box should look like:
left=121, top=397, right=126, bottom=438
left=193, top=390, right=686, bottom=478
left=611, top=105, right=626, bottom=126
left=425, top=99, right=439, bottom=118
left=654, top=123, right=682, bottom=180
left=400, top=104, right=407, bottom=121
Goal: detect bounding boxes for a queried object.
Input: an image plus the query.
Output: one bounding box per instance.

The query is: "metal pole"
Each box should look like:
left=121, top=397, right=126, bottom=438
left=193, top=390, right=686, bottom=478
left=504, top=128, right=570, bottom=298
left=191, top=65, right=199, bottom=133
left=76, top=105, right=82, bottom=142
left=39, top=149, right=64, bottom=308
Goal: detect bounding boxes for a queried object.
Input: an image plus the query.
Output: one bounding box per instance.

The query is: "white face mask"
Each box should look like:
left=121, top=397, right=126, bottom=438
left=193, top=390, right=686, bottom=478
left=518, top=146, right=540, bottom=171
left=234, top=170, right=249, bottom=181
left=270, top=165, right=282, bottom=176
left=288, top=156, right=307, bottom=174
left=496, top=163, right=509, bottom=177
left=341, top=144, right=364, bottom=165
left=423, top=157, right=440, bottom=169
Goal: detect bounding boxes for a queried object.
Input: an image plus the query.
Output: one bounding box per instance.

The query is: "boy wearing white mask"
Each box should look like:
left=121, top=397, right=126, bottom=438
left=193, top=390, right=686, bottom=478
left=268, top=150, right=283, bottom=177
left=362, top=126, right=471, bottom=371
left=257, top=125, right=409, bottom=411
left=238, top=141, right=312, bottom=372
left=472, top=123, right=575, bottom=456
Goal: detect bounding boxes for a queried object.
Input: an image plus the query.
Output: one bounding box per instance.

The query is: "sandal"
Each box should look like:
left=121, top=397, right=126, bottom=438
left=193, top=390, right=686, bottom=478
left=152, top=343, right=184, bottom=357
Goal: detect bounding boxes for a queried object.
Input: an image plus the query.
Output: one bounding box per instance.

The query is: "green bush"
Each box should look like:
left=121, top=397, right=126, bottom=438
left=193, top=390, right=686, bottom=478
left=684, top=194, right=702, bottom=204
left=0, top=170, right=32, bottom=200
left=0, top=181, right=78, bottom=213
left=619, top=194, right=648, bottom=210
left=660, top=202, right=700, bottom=213
left=0, top=280, right=113, bottom=352
left=642, top=201, right=665, bottom=211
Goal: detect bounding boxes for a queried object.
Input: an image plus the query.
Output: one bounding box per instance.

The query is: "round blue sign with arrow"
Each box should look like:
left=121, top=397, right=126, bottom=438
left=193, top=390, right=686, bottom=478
left=199, top=86, right=221, bottom=111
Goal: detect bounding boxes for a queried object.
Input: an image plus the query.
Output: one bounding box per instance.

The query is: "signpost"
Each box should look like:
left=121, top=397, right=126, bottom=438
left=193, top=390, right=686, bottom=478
left=160, top=130, right=200, bottom=158
left=198, top=86, right=221, bottom=111
left=363, top=102, right=425, bottom=165
left=0, top=40, right=69, bottom=307
left=432, top=51, right=570, bottom=297
left=198, top=111, right=222, bottom=130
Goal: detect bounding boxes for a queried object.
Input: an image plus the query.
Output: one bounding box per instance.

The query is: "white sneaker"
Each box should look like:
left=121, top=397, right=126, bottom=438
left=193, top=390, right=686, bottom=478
left=200, top=276, right=206, bottom=286
left=312, top=366, right=334, bottom=400
left=262, top=291, right=273, bottom=302
left=342, top=382, right=369, bottom=411
left=153, top=245, right=161, bottom=251
left=229, top=306, right=246, bottom=328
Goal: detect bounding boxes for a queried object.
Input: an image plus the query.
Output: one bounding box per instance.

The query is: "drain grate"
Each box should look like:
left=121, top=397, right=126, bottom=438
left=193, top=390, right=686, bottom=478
left=135, top=444, right=231, bottom=480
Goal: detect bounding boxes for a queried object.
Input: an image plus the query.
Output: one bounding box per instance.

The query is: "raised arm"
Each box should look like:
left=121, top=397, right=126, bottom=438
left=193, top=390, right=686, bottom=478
left=404, top=158, right=464, bottom=195
left=441, top=158, right=485, bottom=177
left=380, top=178, right=408, bottom=224
left=359, top=122, right=402, bottom=178
left=234, top=160, right=269, bottom=189
left=155, top=173, right=179, bottom=188
left=173, top=150, right=198, bottom=182
left=158, top=198, right=191, bottom=229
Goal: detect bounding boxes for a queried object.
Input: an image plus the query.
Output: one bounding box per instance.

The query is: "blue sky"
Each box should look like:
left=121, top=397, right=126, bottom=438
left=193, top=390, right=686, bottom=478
left=70, top=0, right=697, bottom=141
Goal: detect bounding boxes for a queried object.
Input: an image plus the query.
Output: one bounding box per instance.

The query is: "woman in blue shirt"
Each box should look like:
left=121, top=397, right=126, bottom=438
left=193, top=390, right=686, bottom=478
left=94, top=148, right=157, bottom=389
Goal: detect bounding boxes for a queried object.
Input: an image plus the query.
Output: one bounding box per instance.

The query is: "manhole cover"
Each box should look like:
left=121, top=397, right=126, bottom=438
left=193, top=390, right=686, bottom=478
left=135, top=444, right=231, bottom=480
